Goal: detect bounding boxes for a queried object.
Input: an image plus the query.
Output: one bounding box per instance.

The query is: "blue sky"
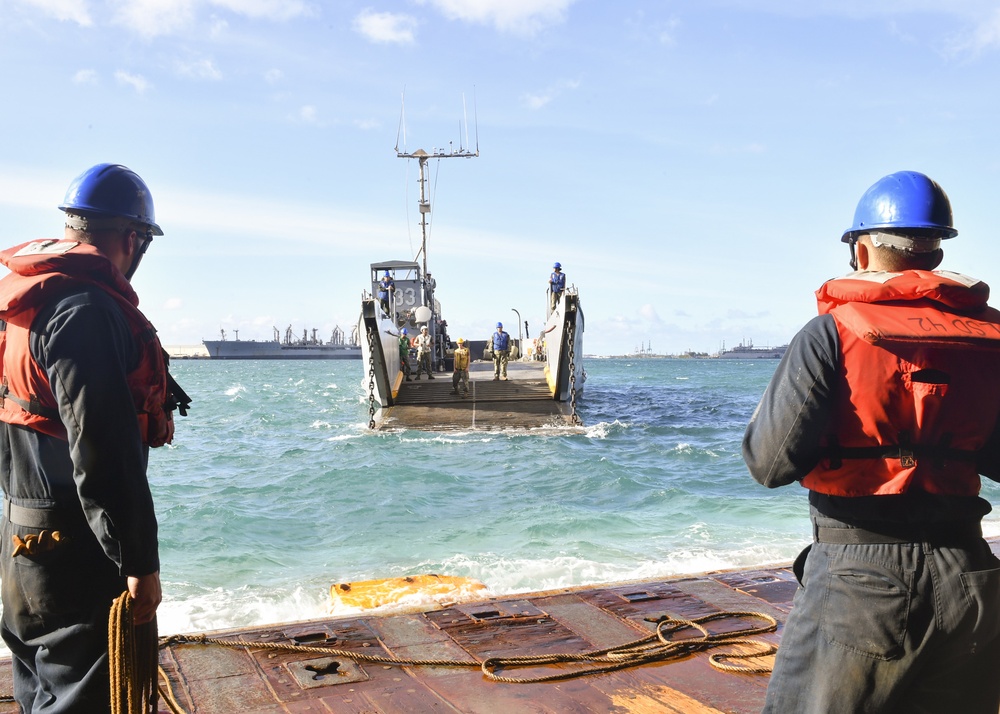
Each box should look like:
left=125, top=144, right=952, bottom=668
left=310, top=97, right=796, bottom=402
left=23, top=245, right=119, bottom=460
left=3, top=0, right=1000, bottom=356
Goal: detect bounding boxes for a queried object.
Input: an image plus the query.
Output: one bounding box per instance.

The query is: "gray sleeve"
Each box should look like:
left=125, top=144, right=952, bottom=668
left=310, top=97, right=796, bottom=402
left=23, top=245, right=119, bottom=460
left=35, top=290, right=160, bottom=575
left=742, top=314, right=840, bottom=488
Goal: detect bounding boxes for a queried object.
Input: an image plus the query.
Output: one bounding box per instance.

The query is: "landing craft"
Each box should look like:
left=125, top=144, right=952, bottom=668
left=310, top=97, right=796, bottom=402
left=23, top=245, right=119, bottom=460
left=358, top=111, right=585, bottom=431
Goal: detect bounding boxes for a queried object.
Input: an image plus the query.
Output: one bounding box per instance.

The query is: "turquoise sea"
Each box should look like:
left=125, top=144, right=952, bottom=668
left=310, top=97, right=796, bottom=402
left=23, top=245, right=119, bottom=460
left=8, top=358, right=1000, bottom=648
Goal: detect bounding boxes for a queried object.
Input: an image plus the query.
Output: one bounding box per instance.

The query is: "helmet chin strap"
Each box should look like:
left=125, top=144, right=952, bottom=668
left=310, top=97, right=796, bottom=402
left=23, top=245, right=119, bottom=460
left=124, top=230, right=153, bottom=281
left=848, top=238, right=858, bottom=271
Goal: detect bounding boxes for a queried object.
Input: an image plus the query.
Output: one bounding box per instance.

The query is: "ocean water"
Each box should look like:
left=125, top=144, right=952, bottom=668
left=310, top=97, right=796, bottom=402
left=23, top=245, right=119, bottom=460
left=8, top=358, right=1000, bottom=646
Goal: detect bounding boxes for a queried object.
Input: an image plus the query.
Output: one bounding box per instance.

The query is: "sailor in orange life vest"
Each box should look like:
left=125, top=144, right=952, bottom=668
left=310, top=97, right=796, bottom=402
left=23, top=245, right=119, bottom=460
left=0, top=163, right=190, bottom=711
left=743, top=170, right=1000, bottom=713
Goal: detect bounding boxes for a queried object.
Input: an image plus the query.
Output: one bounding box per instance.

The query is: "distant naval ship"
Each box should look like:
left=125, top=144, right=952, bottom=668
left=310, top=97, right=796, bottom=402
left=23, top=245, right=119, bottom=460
left=203, top=325, right=361, bottom=360
left=716, top=339, right=787, bottom=359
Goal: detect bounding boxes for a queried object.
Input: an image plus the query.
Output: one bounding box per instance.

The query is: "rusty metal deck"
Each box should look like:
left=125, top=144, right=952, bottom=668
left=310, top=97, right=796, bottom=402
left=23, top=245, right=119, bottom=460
left=0, top=563, right=794, bottom=713
left=378, top=361, right=579, bottom=431
left=1, top=539, right=996, bottom=712
left=167, top=563, right=793, bottom=713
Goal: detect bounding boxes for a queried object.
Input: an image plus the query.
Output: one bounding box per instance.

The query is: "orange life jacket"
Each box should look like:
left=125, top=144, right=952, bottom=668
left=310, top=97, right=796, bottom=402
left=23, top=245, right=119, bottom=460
left=0, top=239, right=175, bottom=446
left=802, top=270, right=1000, bottom=497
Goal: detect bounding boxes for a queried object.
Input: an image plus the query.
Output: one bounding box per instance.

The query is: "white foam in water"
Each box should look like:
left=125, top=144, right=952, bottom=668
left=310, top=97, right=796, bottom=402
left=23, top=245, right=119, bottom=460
left=155, top=583, right=331, bottom=637
left=325, top=433, right=364, bottom=442
left=421, top=546, right=801, bottom=598
left=582, top=420, right=627, bottom=438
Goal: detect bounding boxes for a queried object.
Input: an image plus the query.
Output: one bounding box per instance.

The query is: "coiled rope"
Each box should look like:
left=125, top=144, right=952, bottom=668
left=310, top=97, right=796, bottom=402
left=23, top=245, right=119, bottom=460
left=152, top=609, right=776, bottom=708
left=108, top=591, right=158, bottom=714
left=482, top=610, right=777, bottom=684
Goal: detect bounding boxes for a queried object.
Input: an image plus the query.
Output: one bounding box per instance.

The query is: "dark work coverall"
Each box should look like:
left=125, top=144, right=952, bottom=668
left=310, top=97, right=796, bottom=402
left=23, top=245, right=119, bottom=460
left=0, top=287, right=159, bottom=713
left=743, top=312, right=1000, bottom=714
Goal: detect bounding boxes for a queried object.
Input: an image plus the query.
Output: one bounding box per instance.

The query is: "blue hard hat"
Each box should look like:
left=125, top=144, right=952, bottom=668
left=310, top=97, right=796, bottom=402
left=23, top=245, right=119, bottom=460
left=553, top=262, right=561, bottom=269
left=842, top=171, right=956, bottom=243
left=383, top=271, right=390, bottom=277
left=496, top=322, right=503, bottom=328
left=59, top=163, right=163, bottom=235
left=401, top=328, right=408, bottom=335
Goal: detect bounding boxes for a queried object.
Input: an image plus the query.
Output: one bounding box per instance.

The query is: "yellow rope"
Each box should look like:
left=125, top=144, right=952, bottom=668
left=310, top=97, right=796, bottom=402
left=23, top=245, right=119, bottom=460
left=109, top=592, right=159, bottom=714
left=480, top=610, right=777, bottom=684
left=155, top=609, right=777, bottom=704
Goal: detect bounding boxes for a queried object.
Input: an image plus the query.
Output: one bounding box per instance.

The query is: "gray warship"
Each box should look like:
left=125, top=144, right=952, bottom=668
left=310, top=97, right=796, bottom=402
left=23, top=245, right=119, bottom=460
left=716, top=339, right=787, bottom=359
left=203, top=325, right=361, bottom=360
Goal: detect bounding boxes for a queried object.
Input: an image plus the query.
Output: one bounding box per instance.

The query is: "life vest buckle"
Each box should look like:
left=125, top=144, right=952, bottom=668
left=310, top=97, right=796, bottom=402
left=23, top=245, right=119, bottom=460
left=899, top=448, right=916, bottom=468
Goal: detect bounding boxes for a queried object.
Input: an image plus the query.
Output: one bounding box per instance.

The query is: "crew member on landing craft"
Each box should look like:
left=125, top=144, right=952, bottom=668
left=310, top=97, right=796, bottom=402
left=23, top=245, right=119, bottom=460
left=549, top=262, right=565, bottom=312
left=398, top=327, right=412, bottom=381
left=451, top=338, right=470, bottom=398
left=377, top=270, right=394, bottom=314
left=414, top=325, right=434, bottom=379
left=0, top=163, right=190, bottom=711
left=743, top=170, right=1000, bottom=713
left=424, top=272, right=435, bottom=308
left=491, top=322, right=510, bottom=381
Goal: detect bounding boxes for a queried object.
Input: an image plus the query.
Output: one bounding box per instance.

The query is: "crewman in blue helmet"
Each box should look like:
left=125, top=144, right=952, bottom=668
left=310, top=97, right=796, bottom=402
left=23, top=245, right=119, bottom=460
left=549, top=261, right=566, bottom=311
left=491, top=321, right=510, bottom=380
left=377, top=270, right=395, bottom=315
left=0, top=163, right=189, bottom=711
left=744, top=171, right=1000, bottom=713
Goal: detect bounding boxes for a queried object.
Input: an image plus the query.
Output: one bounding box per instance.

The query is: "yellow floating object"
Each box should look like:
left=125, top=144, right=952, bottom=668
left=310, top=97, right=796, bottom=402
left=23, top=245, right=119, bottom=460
left=329, top=573, right=489, bottom=614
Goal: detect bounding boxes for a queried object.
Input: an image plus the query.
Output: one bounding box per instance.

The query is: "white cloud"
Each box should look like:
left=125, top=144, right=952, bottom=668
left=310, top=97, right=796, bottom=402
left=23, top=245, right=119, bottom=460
left=656, top=17, right=681, bottom=45
left=522, top=92, right=552, bottom=110
left=422, top=0, right=576, bottom=35
left=18, top=0, right=92, bottom=26
left=115, top=70, right=151, bottom=93
left=208, top=0, right=312, bottom=21
left=73, top=68, right=99, bottom=84
left=209, top=16, right=229, bottom=37
left=944, top=7, right=1000, bottom=57
left=108, top=0, right=309, bottom=38
left=165, top=297, right=183, bottom=309
left=639, top=304, right=663, bottom=323
left=521, top=78, right=581, bottom=110
left=176, top=57, right=223, bottom=80
left=355, top=118, right=381, bottom=130
left=263, top=68, right=284, bottom=84
left=294, top=105, right=320, bottom=124
left=111, top=0, right=195, bottom=38
left=0, top=169, right=66, bottom=211
left=353, top=9, right=418, bottom=44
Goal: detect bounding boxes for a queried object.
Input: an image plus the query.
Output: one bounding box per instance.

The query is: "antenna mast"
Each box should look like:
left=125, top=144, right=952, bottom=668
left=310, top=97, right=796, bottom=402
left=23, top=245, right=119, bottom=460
left=395, top=96, right=479, bottom=280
